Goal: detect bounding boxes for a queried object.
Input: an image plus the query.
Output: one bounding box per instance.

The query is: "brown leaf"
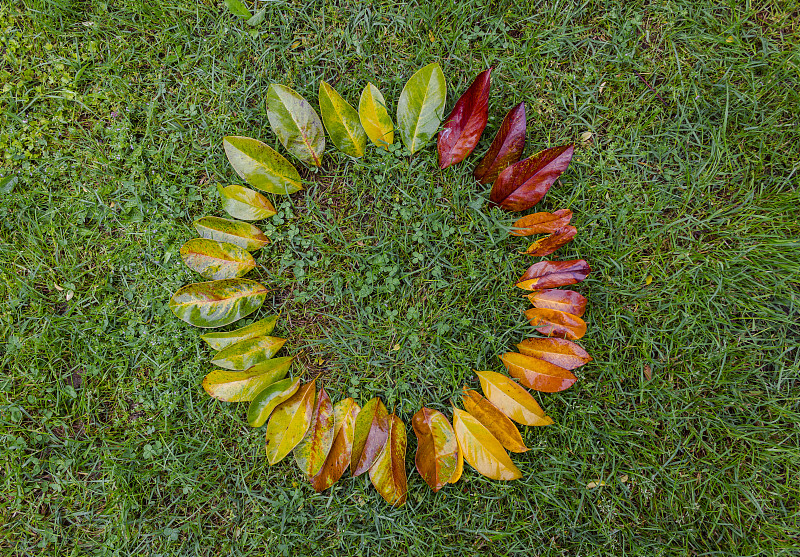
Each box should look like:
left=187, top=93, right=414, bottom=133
left=522, top=226, right=577, bottom=257
left=438, top=68, right=491, bottom=169
left=351, top=397, right=390, bottom=476
left=412, top=407, right=459, bottom=492
left=516, top=337, right=592, bottom=370
left=310, top=398, right=360, bottom=492
left=516, top=259, right=591, bottom=290
left=526, top=289, right=587, bottom=317
left=644, top=365, right=652, bottom=381
left=462, top=389, right=528, bottom=453
left=369, top=414, right=408, bottom=507
left=294, top=384, right=335, bottom=477
left=500, top=352, right=578, bottom=393
left=473, top=103, right=526, bottom=184
left=490, top=145, right=574, bottom=211
left=511, top=209, right=573, bottom=236
left=525, top=307, right=587, bottom=340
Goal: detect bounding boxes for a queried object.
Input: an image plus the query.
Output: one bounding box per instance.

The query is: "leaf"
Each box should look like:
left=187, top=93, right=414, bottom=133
left=462, top=389, right=528, bottom=453
left=210, top=335, right=287, bottom=370
left=200, top=315, right=278, bottom=350
left=522, top=226, right=577, bottom=257
left=475, top=370, right=553, bottom=426
left=500, top=352, right=578, bottom=393
left=203, top=357, right=293, bottom=402
left=246, top=6, right=267, bottom=26
left=194, top=216, right=270, bottom=252
left=511, top=209, right=572, bottom=236
left=224, top=0, right=252, bottom=19
left=412, top=407, right=458, bottom=492
left=525, top=307, right=587, bottom=340
left=319, top=81, right=367, bottom=157
left=217, top=184, right=276, bottom=221
left=397, top=62, right=447, bottom=154
left=516, top=259, right=591, bottom=290
left=351, top=397, right=390, bottom=476
left=473, top=102, right=526, bottom=184
left=437, top=68, right=491, bottom=169
left=358, top=82, right=394, bottom=150
left=527, top=290, right=587, bottom=318
left=223, top=136, right=303, bottom=195
left=266, top=83, right=325, bottom=167
left=450, top=441, right=463, bottom=483
left=490, top=145, right=575, bottom=211
left=169, top=279, right=268, bottom=328
left=369, top=414, right=408, bottom=507
left=452, top=407, right=521, bottom=481
left=310, top=398, right=360, bottom=492
left=247, top=377, right=301, bottom=427
left=265, top=380, right=315, bottom=465
left=294, top=385, right=335, bottom=477
left=179, top=238, right=256, bottom=280
left=516, top=337, right=591, bottom=370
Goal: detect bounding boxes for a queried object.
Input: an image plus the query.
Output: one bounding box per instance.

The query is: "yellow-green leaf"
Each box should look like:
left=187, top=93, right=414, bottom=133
left=475, top=370, right=553, bottom=427
left=248, top=377, right=301, bottom=427
left=266, top=84, right=325, bottom=167
left=452, top=407, right=521, bottom=481
left=397, top=62, right=446, bottom=154
left=310, top=398, right=360, bottom=492
left=369, top=414, right=407, bottom=507
left=217, top=184, right=276, bottom=221
left=462, top=389, right=528, bottom=453
left=351, top=397, right=389, bottom=476
left=169, top=279, right=268, bottom=328
left=179, top=238, right=256, bottom=280
left=358, top=82, right=394, bottom=150
left=193, top=216, right=270, bottom=252
left=265, top=380, right=315, bottom=465
left=203, top=357, right=293, bottom=403
left=412, top=407, right=458, bottom=492
left=319, top=81, right=366, bottom=157
left=210, top=335, right=286, bottom=370
left=294, top=384, right=335, bottom=477
left=200, top=315, right=278, bottom=351
left=223, top=136, right=302, bottom=195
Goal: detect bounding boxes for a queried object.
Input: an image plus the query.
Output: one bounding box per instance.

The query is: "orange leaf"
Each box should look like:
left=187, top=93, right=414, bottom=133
left=294, top=384, right=335, bottom=477
left=516, top=259, right=590, bottom=290
left=525, top=307, right=586, bottom=340
left=522, top=226, right=577, bottom=257
left=452, top=408, right=521, bottom=480
left=412, top=407, right=459, bottom=492
left=475, top=370, right=553, bottom=426
left=462, top=389, right=528, bottom=453
left=526, top=289, right=587, bottom=317
left=500, top=352, right=577, bottom=393
left=368, top=414, right=408, bottom=507
left=351, top=397, right=389, bottom=476
left=516, top=337, right=592, bottom=370
left=310, top=398, right=360, bottom=492
left=511, top=209, right=573, bottom=236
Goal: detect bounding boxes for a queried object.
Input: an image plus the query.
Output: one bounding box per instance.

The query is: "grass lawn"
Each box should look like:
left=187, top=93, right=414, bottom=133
left=1, top=0, right=798, bottom=555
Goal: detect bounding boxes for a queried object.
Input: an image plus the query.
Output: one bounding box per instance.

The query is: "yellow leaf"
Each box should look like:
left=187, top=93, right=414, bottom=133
left=452, top=408, right=521, bottom=481
left=475, top=370, right=553, bottom=426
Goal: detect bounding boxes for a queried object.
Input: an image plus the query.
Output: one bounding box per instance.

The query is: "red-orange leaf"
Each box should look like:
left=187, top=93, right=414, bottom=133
left=462, top=389, right=528, bottom=453
left=351, top=397, right=389, bottom=476
left=511, top=209, right=573, bottom=236
left=527, top=289, right=587, bottom=317
left=368, top=414, right=407, bottom=507
left=500, top=352, right=577, bottom=393
left=525, top=307, right=587, bottom=340
left=412, top=407, right=459, bottom=492
left=490, top=145, right=574, bottom=211
left=523, top=226, right=577, bottom=257
left=438, top=68, right=491, bottom=169
left=473, top=103, right=526, bottom=184
left=310, top=398, right=360, bottom=492
left=516, top=337, right=592, bottom=370
left=516, top=259, right=591, bottom=290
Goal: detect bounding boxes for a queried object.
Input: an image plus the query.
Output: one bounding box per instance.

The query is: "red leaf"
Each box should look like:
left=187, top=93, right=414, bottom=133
left=511, top=209, right=573, bottom=236
left=438, top=69, right=491, bottom=169
left=522, top=226, right=577, bottom=257
left=516, top=259, right=591, bottom=290
left=490, top=145, right=574, bottom=211
left=473, top=103, right=526, bottom=184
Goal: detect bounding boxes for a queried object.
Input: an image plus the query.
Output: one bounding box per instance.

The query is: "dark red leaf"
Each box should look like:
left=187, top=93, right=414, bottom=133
left=473, top=103, right=526, bottom=184
left=438, top=69, right=491, bottom=169
left=490, top=145, right=574, bottom=212
left=516, top=259, right=591, bottom=290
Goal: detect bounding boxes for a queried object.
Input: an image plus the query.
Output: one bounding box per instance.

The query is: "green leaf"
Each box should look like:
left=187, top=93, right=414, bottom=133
left=224, top=0, right=252, bottom=19
left=179, top=238, right=256, bottom=280
left=223, top=136, right=302, bottom=195
left=169, top=279, right=268, bottom=328
left=210, top=335, right=286, bottom=370
left=265, top=380, right=316, bottom=465
left=246, top=6, right=267, bottom=26
left=266, top=84, right=325, bottom=167
left=294, top=385, right=335, bottom=477
left=247, top=377, right=301, bottom=427
left=358, top=82, right=394, bottom=150
left=217, top=184, right=276, bottom=221
left=194, top=216, right=270, bottom=252
left=200, top=316, right=278, bottom=351
left=318, top=81, right=366, bottom=157
left=203, top=357, right=293, bottom=402
left=397, top=62, right=447, bottom=154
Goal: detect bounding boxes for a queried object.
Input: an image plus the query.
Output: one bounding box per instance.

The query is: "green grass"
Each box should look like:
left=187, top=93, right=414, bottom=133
left=1, top=0, right=799, bottom=555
